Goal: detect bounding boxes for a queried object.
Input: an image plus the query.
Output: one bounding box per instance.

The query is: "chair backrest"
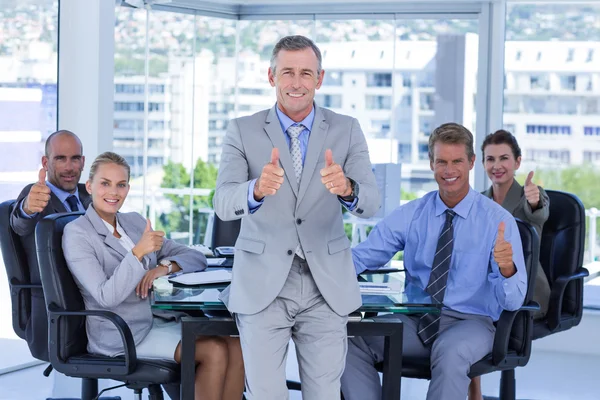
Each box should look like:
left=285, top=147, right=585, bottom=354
left=35, top=212, right=87, bottom=362
left=507, top=219, right=539, bottom=355
left=540, top=190, right=585, bottom=318
left=211, top=213, right=241, bottom=250
left=0, top=200, right=31, bottom=340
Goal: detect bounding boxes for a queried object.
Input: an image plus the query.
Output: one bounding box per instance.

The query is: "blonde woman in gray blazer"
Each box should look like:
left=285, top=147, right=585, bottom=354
left=469, top=130, right=551, bottom=400
left=62, top=152, right=244, bottom=400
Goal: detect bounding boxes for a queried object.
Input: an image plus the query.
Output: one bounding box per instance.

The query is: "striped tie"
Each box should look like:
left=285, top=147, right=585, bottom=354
left=287, top=124, right=305, bottom=259
left=418, top=209, right=456, bottom=345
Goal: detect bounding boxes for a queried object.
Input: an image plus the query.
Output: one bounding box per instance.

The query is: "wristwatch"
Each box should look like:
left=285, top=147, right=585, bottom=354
left=159, top=259, right=173, bottom=274
left=340, top=178, right=359, bottom=202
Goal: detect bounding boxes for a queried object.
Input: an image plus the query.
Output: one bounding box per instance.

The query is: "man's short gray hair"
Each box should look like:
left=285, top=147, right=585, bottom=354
left=270, top=35, right=323, bottom=75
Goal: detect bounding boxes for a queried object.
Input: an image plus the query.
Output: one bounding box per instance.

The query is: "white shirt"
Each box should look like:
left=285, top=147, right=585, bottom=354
left=102, top=217, right=147, bottom=270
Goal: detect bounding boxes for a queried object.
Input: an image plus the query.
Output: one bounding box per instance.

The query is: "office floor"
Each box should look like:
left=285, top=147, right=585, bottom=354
left=2, top=258, right=599, bottom=399
left=0, top=346, right=599, bottom=400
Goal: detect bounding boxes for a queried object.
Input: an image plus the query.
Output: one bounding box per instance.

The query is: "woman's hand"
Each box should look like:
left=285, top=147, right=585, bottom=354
left=136, top=265, right=168, bottom=299
left=132, top=219, right=165, bottom=261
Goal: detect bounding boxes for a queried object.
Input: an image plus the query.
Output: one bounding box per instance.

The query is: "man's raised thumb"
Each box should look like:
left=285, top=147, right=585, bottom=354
left=270, top=148, right=279, bottom=166
left=145, top=218, right=152, bottom=232
left=325, top=149, right=334, bottom=167
left=38, top=168, right=47, bottom=185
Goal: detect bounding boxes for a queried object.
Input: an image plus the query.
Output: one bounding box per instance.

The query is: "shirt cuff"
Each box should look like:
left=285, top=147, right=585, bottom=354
left=247, top=179, right=264, bottom=213
left=339, top=196, right=358, bottom=211
left=19, top=200, right=36, bottom=219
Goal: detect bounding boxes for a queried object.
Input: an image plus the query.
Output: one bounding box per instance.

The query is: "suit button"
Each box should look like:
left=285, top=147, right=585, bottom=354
left=296, top=218, right=302, bottom=225
left=287, top=250, right=293, bottom=255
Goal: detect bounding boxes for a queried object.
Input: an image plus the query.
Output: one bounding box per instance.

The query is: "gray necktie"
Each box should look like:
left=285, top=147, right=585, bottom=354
left=66, top=195, right=79, bottom=212
left=418, top=209, right=456, bottom=345
left=287, top=124, right=305, bottom=258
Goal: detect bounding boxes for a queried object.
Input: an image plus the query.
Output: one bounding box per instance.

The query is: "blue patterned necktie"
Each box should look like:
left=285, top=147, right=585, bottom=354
left=418, top=209, right=456, bottom=345
left=287, top=124, right=305, bottom=258
left=66, top=195, right=79, bottom=212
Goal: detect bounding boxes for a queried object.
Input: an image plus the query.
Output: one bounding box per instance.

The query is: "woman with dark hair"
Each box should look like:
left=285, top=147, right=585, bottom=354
left=469, top=130, right=551, bottom=400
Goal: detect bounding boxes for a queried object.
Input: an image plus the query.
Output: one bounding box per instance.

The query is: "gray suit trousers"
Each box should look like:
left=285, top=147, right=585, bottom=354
left=236, top=256, right=348, bottom=400
left=341, top=310, right=495, bottom=400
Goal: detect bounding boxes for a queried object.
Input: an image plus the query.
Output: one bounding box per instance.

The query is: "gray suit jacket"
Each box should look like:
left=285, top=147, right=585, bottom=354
left=482, top=180, right=551, bottom=317
left=213, top=105, right=380, bottom=316
left=62, top=206, right=207, bottom=357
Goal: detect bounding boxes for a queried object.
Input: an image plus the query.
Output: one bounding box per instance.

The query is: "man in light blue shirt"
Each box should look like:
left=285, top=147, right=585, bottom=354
left=341, top=123, right=527, bottom=400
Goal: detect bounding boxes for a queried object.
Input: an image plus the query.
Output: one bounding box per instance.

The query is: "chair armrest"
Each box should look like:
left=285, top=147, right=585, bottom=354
left=9, top=281, right=42, bottom=338
left=491, top=301, right=539, bottom=365
left=547, top=268, right=589, bottom=331
left=360, top=267, right=403, bottom=275
left=48, top=307, right=137, bottom=374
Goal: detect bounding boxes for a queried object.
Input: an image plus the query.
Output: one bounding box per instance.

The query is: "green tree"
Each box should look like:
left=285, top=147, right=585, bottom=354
left=516, top=165, right=600, bottom=209
left=158, top=158, right=218, bottom=242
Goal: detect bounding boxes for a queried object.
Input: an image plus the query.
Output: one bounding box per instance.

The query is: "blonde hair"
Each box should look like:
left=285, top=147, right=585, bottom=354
left=89, top=152, right=131, bottom=182
left=428, top=122, right=475, bottom=162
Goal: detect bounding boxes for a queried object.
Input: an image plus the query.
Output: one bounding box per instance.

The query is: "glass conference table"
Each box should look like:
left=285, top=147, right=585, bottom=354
left=151, top=269, right=440, bottom=400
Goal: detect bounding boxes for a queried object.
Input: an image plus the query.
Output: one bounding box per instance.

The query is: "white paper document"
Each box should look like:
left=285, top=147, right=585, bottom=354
left=206, top=258, right=227, bottom=266
left=168, top=269, right=232, bottom=285
left=359, top=282, right=401, bottom=295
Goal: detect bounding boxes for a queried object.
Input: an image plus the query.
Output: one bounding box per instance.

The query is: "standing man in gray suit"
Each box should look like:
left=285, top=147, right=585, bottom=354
left=9, top=129, right=90, bottom=361
left=213, top=35, right=380, bottom=399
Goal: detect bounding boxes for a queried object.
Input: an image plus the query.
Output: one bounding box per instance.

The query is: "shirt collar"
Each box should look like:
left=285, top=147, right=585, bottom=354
left=46, top=180, right=81, bottom=204
left=101, top=216, right=127, bottom=237
left=275, top=103, right=315, bottom=134
left=434, top=187, right=476, bottom=219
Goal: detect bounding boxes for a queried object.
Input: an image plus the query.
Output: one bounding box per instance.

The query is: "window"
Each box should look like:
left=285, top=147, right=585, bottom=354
left=584, top=126, right=600, bottom=136
left=366, top=73, right=392, bottom=87
left=371, top=119, right=391, bottom=135
left=530, top=74, right=550, bottom=90
left=559, top=75, right=576, bottom=91
left=420, top=93, right=434, bottom=111
left=315, top=94, right=342, bottom=108
left=323, top=71, right=343, bottom=86
left=366, top=95, right=392, bottom=110
left=525, top=125, right=571, bottom=135
left=584, top=151, right=600, bottom=163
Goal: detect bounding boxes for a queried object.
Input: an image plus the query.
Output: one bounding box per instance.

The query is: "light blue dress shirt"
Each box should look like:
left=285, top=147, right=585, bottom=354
left=352, top=188, right=527, bottom=321
left=247, top=104, right=356, bottom=212
left=19, top=180, right=84, bottom=218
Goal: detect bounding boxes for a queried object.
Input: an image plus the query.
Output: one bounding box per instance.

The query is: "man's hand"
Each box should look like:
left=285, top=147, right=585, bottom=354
left=524, top=171, right=540, bottom=210
left=136, top=265, right=169, bottom=299
left=23, top=168, right=52, bottom=215
left=494, top=222, right=516, bottom=277
left=132, top=219, right=165, bottom=261
left=254, top=148, right=285, bottom=201
left=320, top=149, right=351, bottom=197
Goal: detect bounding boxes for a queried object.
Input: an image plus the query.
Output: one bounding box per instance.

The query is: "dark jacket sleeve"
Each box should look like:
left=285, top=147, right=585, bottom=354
left=9, top=184, right=44, bottom=237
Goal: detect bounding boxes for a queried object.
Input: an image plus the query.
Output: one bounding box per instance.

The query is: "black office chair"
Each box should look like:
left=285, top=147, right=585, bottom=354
left=0, top=200, right=33, bottom=343
left=382, top=219, right=540, bottom=400
left=210, top=213, right=241, bottom=251
left=36, top=212, right=180, bottom=400
left=534, top=190, right=588, bottom=339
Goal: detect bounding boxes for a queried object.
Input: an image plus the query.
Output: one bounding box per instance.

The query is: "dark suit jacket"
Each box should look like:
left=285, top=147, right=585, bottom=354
left=9, top=182, right=91, bottom=360
left=482, top=180, right=551, bottom=318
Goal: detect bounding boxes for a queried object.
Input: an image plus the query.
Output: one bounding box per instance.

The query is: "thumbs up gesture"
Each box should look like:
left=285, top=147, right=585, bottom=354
left=320, top=149, right=352, bottom=197
left=493, top=222, right=516, bottom=277
left=524, top=171, right=540, bottom=210
left=23, top=168, right=52, bottom=215
left=253, top=148, right=285, bottom=201
left=132, top=218, right=165, bottom=261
